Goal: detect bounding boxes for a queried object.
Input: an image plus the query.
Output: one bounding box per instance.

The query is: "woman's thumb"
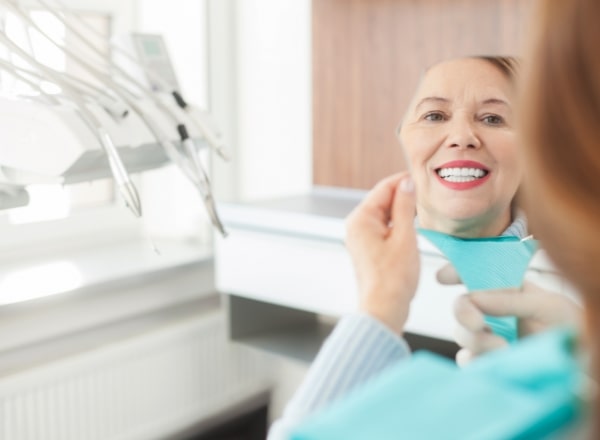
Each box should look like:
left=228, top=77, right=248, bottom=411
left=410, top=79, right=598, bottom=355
left=391, top=175, right=416, bottom=232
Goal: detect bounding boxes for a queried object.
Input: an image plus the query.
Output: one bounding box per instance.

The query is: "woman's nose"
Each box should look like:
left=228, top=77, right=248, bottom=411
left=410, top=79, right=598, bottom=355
left=446, top=118, right=481, bottom=149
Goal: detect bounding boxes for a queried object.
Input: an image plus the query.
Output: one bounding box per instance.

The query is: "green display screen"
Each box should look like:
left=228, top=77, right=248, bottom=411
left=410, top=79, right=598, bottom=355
left=142, top=39, right=162, bottom=56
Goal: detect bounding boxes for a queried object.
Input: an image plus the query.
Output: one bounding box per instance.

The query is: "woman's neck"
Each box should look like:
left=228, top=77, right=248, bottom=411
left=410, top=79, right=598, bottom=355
left=417, top=209, right=513, bottom=238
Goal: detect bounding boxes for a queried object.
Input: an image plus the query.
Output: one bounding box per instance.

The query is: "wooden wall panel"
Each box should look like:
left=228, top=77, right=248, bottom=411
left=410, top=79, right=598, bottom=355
left=312, top=0, right=533, bottom=189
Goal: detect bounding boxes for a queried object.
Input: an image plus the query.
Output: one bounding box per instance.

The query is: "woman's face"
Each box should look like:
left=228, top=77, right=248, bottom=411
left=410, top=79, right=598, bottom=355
left=399, top=58, right=522, bottom=237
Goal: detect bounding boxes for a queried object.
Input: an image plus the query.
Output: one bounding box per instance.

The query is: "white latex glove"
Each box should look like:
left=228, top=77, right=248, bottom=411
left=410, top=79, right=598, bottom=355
left=437, top=264, right=582, bottom=366
left=345, top=172, right=419, bottom=335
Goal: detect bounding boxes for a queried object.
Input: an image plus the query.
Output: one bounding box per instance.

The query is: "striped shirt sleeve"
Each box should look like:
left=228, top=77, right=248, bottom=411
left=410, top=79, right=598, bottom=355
left=501, top=210, right=528, bottom=238
left=267, top=312, right=411, bottom=440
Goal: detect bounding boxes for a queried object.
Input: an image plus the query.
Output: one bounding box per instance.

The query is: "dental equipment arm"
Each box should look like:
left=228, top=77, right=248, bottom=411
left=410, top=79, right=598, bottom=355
left=0, top=29, right=142, bottom=217
left=36, top=0, right=229, bottom=161
left=0, top=0, right=227, bottom=234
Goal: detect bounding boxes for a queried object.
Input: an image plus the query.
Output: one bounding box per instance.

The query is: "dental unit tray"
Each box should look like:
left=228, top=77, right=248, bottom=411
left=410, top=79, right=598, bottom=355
left=0, top=96, right=210, bottom=185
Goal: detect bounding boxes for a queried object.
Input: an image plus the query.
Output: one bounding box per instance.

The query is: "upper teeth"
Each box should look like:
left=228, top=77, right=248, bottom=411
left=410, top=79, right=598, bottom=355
left=437, top=167, right=487, bottom=182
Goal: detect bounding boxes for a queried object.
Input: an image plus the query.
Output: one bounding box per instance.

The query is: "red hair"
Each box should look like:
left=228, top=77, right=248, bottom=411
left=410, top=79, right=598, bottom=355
left=520, top=0, right=600, bottom=435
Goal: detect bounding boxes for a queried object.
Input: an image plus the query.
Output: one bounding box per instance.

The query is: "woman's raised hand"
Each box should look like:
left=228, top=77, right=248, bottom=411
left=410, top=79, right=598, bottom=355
left=345, top=172, right=420, bottom=335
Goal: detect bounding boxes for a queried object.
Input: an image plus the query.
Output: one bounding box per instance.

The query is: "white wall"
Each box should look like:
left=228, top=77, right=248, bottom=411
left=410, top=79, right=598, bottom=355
left=236, top=0, right=312, bottom=201
left=208, top=0, right=312, bottom=202
left=133, top=0, right=313, bottom=239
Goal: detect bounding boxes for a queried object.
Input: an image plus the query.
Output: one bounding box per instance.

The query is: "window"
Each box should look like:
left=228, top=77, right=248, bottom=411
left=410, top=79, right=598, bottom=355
left=1, top=8, right=115, bottom=226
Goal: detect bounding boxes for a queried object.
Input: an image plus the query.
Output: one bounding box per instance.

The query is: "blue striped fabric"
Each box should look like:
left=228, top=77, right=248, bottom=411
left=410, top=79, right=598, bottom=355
left=267, top=313, right=410, bottom=440
left=501, top=211, right=528, bottom=238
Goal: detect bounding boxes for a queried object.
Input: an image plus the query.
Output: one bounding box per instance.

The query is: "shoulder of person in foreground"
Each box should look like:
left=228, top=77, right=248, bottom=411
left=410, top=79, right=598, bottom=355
left=267, top=312, right=411, bottom=440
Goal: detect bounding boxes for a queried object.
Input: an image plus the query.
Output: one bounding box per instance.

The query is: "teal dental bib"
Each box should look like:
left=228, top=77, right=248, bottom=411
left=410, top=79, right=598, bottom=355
left=417, top=228, right=539, bottom=343
left=291, top=328, right=581, bottom=440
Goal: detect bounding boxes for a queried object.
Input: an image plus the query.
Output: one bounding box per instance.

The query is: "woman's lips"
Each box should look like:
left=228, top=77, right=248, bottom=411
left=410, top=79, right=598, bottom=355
left=434, top=160, right=491, bottom=190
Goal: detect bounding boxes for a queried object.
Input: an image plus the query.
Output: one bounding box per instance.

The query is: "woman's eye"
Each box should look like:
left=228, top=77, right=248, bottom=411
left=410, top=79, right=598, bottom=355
left=482, top=114, right=505, bottom=125
left=423, top=112, right=445, bottom=122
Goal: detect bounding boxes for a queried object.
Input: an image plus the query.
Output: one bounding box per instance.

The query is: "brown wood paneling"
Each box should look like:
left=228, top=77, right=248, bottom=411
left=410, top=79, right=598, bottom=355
left=313, top=0, right=533, bottom=189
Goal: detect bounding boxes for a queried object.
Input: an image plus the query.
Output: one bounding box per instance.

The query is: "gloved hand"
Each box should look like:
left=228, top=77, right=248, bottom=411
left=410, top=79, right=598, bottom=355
left=345, top=172, right=419, bottom=335
left=437, top=264, right=582, bottom=366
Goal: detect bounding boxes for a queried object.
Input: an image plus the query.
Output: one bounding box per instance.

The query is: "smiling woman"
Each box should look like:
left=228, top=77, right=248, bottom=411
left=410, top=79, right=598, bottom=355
left=398, top=56, right=523, bottom=238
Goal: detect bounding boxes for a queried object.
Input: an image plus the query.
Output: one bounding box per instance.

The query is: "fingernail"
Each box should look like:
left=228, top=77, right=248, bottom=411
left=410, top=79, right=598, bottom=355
left=399, top=176, right=415, bottom=193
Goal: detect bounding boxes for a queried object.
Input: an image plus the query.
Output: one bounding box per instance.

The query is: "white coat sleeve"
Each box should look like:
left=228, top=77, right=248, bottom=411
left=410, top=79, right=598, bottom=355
left=267, top=312, right=411, bottom=440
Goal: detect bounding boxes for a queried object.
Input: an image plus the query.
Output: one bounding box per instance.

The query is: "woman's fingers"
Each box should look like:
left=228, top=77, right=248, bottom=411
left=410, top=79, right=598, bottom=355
left=453, top=293, right=507, bottom=364
left=453, top=283, right=582, bottom=364
left=453, top=324, right=507, bottom=356
left=455, top=348, right=475, bottom=367
left=454, top=294, right=488, bottom=332
left=390, top=174, right=416, bottom=231
left=352, top=172, right=409, bottom=224
left=436, top=263, right=462, bottom=285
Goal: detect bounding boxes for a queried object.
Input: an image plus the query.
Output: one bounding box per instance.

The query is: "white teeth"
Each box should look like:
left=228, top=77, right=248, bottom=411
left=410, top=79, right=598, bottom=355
left=444, top=175, right=478, bottom=182
left=437, top=167, right=487, bottom=180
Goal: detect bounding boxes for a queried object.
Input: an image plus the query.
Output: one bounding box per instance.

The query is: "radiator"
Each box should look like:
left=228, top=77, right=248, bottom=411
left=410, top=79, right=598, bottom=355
left=0, top=311, right=272, bottom=440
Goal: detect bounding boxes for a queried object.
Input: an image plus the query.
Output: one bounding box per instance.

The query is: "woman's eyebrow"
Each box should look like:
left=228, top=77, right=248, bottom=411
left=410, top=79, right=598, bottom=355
left=481, top=98, right=510, bottom=107
left=415, top=96, right=449, bottom=111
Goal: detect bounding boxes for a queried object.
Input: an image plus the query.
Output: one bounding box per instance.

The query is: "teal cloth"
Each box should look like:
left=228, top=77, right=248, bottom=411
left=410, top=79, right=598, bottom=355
left=291, top=329, right=582, bottom=440
left=417, top=228, right=538, bottom=343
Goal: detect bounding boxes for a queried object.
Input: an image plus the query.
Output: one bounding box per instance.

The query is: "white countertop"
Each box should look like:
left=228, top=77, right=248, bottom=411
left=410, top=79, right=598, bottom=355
left=0, top=237, right=215, bottom=355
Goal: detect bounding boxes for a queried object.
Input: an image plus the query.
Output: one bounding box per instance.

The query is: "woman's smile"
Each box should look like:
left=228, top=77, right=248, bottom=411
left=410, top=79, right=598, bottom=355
left=434, top=160, right=491, bottom=190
